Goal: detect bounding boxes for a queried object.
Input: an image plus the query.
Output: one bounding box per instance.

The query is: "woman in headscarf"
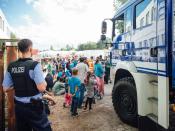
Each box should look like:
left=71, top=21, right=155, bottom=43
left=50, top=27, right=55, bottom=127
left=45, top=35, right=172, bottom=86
left=94, top=57, right=104, bottom=97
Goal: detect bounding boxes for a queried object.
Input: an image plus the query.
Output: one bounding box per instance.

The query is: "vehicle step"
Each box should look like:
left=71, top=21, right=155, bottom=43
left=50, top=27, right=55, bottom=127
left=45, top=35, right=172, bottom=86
left=148, top=97, right=158, bottom=104
left=149, top=80, right=158, bottom=86
left=147, top=113, right=158, bottom=123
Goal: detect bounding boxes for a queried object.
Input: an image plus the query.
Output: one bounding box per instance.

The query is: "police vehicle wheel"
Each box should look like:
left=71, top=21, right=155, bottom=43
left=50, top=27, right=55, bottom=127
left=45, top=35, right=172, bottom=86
left=112, top=77, right=138, bottom=127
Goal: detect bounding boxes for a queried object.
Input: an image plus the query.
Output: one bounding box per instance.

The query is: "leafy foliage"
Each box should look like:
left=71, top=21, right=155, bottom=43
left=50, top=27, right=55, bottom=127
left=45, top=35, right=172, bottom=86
left=61, top=44, right=74, bottom=51
left=77, top=41, right=97, bottom=51
left=10, top=32, right=17, bottom=46
left=114, top=0, right=128, bottom=34
left=77, top=41, right=106, bottom=51
left=114, top=0, right=128, bottom=9
left=50, top=45, right=54, bottom=50
left=115, top=20, right=124, bottom=34
left=118, top=0, right=128, bottom=4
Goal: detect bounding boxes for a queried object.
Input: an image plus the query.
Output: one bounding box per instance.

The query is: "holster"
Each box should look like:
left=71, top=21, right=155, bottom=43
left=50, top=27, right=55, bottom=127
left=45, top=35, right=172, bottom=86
left=30, top=98, right=44, bottom=113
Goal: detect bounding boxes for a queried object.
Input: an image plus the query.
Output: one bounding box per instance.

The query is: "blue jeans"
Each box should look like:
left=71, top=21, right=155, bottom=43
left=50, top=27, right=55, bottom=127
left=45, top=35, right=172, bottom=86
left=71, top=97, right=79, bottom=115
left=78, top=83, right=85, bottom=108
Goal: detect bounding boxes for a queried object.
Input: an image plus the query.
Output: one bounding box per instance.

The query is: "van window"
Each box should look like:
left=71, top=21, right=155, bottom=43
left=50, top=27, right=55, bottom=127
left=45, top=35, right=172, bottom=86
left=151, top=7, right=156, bottom=22
left=146, top=11, right=150, bottom=25
left=125, top=7, right=132, bottom=32
left=135, top=0, right=152, bottom=28
left=115, top=13, right=124, bottom=35
left=0, top=16, right=2, bottom=30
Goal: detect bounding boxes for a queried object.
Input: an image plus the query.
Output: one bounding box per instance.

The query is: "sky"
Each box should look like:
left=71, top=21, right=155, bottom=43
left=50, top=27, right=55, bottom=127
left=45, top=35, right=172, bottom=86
left=0, top=0, right=114, bottom=50
left=136, top=0, right=151, bottom=17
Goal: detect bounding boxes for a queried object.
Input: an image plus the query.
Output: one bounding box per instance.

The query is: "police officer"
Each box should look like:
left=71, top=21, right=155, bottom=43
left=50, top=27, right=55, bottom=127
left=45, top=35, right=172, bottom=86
left=3, top=39, right=52, bottom=131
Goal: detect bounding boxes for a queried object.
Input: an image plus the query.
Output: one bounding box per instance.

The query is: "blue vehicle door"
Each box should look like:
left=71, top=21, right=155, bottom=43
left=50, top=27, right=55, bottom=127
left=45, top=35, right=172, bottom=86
left=132, top=0, right=159, bottom=76
left=172, top=1, right=175, bottom=89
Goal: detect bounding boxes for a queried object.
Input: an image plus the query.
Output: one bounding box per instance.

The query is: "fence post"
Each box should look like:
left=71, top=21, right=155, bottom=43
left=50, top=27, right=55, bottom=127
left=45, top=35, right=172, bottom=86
left=0, top=50, right=5, bottom=131
left=6, top=46, right=18, bottom=131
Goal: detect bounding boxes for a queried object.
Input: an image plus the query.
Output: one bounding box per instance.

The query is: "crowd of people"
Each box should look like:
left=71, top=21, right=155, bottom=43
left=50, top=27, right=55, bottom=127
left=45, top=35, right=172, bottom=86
left=2, top=39, right=112, bottom=130
left=42, top=55, right=111, bottom=117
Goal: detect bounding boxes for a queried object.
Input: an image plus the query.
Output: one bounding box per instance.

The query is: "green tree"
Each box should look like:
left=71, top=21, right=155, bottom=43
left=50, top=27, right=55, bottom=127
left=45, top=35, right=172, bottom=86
left=116, top=20, right=124, bottom=34
left=114, top=0, right=128, bottom=9
left=118, top=0, right=127, bottom=4
left=77, top=41, right=99, bottom=51
left=97, top=37, right=112, bottom=49
left=66, top=44, right=72, bottom=51
left=114, top=0, right=127, bottom=34
left=10, top=32, right=17, bottom=46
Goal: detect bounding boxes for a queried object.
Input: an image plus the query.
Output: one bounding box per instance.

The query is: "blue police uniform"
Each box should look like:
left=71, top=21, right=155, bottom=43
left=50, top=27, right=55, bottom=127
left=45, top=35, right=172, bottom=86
left=3, top=58, right=52, bottom=131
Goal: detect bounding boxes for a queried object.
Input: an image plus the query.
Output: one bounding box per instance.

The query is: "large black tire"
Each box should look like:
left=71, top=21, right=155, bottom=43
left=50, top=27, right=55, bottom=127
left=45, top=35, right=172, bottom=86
left=112, top=77, right=138, bottom=127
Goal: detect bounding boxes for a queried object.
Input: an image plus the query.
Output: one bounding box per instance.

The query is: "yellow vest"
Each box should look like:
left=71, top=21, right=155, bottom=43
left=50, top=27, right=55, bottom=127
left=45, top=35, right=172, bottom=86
left=88, top=60, right=94, bottom=73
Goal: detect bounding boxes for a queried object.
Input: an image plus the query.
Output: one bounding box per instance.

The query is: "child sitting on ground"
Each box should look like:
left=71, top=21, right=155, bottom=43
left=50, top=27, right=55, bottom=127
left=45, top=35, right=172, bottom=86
left=68, top=68, right=81, bottom=116
left=63, top=78, right=72, bottom=108
left=84, top=71, right=96, bottom=111
left=52, top=78, right=65, bottom=96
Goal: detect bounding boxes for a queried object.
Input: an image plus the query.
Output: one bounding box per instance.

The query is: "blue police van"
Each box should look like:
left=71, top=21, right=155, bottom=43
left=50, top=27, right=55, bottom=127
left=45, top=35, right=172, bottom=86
left=101, top=0, right=175, bottom=130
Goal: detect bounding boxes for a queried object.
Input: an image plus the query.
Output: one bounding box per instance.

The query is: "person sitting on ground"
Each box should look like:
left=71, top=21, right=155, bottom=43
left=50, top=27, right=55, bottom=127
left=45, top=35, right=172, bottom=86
left=68, top=68, right=81, bottom=116
left=52, top=78, right=65, bottom=96
left=84, top=71, right=96, bottom=111
left=45, top=73, right=54, bottom=91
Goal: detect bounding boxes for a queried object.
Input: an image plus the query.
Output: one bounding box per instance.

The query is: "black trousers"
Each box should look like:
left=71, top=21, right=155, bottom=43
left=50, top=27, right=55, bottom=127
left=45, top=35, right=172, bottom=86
left=104, top=74, right=109, bottom=84
left=15, top=101, right=52, bottom=131
left=85, top=97, right=93, bottom=110
left=70, top=97, right=79, bottom=115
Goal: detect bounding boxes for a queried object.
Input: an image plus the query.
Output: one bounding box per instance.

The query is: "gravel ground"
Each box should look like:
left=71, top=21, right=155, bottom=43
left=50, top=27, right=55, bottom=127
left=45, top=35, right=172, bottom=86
left=48, top=83, right=137, bottom=131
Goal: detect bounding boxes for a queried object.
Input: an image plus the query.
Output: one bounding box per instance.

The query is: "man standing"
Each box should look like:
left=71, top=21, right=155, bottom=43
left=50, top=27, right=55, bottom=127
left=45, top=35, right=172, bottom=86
left=76, top=57, right=89, bottom=108
left=104, top=57, right=111, bottom=84
left=3, top=39, right=52, bottom=131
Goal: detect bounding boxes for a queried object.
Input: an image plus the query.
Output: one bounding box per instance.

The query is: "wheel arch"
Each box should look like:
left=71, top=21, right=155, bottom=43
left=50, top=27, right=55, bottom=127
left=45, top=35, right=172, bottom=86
left=114, top=69, right=136, bottom=86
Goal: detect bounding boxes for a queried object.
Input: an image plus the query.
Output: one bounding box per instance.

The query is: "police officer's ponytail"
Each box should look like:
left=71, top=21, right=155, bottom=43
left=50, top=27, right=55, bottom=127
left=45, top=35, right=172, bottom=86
left=18, top=39, right=33, bottom=53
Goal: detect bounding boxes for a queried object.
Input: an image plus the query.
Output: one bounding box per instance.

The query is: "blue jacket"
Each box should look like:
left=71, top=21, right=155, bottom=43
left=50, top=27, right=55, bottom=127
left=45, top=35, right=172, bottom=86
left=68, top=76, right=81, bottom=98
left=94, top=63, right=104, bottom=78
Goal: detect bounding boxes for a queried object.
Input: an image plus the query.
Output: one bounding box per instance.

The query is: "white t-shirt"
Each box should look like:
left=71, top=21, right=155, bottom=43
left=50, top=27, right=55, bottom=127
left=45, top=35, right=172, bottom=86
left=76, top=62, right=89, bottom=83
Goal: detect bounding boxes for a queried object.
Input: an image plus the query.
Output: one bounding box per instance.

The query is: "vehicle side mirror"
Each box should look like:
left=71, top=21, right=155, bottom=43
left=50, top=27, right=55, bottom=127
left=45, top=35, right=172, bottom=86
left=101, top=21, right=107, bottom=34
left=101, top=34, right=106, bottom=41
left=116, top=35, right=122, bottom=42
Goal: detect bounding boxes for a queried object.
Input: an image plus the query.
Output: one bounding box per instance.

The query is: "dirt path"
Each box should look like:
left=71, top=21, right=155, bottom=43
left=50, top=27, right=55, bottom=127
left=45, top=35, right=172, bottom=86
left=48, top=84, right=137, bottom=131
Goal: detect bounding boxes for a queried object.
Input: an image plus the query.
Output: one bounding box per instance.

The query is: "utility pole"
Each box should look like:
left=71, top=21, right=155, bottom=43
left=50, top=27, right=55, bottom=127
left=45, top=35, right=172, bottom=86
left=0, top=42, right=5, bottom=131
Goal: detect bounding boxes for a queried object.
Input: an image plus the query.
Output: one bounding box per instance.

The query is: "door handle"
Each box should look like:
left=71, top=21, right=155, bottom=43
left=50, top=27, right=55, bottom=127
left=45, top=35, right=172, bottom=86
left=150, top=47, right=158, bottom=57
